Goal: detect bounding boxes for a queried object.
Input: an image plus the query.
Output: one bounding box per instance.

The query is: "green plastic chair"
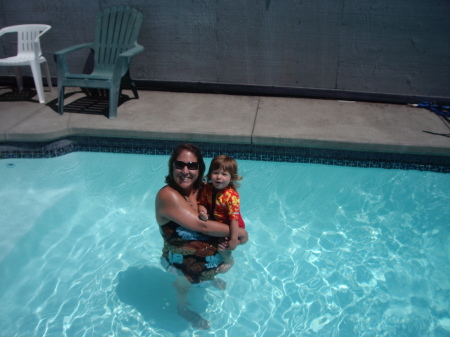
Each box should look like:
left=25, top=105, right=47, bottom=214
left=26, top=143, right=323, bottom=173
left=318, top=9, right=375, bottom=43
left=54, top=6, right=144, bottom=119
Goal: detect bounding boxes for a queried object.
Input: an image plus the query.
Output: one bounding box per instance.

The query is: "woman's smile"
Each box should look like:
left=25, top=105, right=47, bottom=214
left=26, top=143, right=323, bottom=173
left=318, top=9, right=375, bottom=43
left=179, top=173, right=193, bottom=182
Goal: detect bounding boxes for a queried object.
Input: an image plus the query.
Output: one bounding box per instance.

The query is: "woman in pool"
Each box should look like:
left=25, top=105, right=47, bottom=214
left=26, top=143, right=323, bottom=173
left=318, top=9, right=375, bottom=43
left=155, top=143, right=248, bottom=330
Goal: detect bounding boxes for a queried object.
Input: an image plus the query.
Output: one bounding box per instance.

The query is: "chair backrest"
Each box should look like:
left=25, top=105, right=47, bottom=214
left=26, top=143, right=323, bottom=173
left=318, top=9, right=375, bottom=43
left=0, top=24, right=51, bottom=59
left=93, top=6, right=143, bottom=71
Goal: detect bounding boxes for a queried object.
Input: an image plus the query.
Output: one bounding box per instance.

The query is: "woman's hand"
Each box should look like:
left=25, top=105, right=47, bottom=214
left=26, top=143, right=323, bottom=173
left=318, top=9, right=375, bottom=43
left=218, top=238, right=229, bottom=251
left=238, top=227, right=248, bottom=244
left=219, top=228, right=248, bottom=251
left=228, top=238, right=240, bottom=250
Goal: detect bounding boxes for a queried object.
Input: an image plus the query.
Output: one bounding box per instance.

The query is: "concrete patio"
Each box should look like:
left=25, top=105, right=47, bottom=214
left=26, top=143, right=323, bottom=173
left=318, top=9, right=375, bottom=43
left=0, top=86, right=449, bottom=157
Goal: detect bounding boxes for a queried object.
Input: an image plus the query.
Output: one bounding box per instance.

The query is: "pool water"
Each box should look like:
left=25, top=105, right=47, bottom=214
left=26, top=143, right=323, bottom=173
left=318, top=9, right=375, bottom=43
left=0, top=152, right=449, bottom=337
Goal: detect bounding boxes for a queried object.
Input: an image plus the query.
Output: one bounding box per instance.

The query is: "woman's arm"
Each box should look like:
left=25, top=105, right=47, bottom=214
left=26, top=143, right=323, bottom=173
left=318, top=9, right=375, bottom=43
left=156, top=186, right=234, bottom=237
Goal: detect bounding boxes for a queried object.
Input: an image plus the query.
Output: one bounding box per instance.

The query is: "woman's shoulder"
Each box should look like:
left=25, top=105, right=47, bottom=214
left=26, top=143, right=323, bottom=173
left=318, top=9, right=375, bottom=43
left=155, top=185, right=182, bottom=225
left=156, top=186, right=183, bottom=208
left=157, top=185, right=171, bottom=193
left=157, top=185, right=178, bottom=200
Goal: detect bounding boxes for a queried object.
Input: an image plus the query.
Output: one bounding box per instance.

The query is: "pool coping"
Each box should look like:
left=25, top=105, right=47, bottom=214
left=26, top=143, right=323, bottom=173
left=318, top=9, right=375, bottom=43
left=1, top=87, right=449, bottom=172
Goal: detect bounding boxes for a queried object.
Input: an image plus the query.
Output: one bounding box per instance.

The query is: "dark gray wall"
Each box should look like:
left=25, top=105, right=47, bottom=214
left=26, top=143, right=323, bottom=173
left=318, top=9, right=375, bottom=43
left=1, top=0, right=449, bottom=99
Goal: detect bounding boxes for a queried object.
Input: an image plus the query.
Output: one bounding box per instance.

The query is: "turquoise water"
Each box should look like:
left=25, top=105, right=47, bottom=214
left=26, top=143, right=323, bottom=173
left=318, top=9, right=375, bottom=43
left=0, top=152, right=449, bottom=337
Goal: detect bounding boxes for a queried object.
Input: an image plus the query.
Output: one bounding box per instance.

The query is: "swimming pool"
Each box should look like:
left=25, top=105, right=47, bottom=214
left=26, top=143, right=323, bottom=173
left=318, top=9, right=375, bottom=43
left=1, top=150, right=449, bottom=336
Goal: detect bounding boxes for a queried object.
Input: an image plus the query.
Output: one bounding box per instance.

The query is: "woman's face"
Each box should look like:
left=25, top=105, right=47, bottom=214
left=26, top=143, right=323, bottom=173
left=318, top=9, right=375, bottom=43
left=172, top=150, right=199, bottom=191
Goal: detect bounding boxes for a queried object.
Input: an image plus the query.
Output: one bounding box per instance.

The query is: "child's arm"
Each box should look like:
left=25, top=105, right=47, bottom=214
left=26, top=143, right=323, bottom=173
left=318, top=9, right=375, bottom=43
left=198, top=204, right=209, bottom=221
left=226, top=190, right=248, bottom=248
left=228, top=220, right=240, bottom=250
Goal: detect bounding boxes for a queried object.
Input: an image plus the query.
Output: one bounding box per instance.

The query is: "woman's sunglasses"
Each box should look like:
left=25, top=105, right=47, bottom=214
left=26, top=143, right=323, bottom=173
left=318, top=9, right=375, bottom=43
left=173, top=160, right=199, bottom=170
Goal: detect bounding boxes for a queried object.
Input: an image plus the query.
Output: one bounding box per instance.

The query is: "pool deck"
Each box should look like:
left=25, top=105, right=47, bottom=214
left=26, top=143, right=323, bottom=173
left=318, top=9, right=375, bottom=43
left=0, top=86, right=449, bottom=156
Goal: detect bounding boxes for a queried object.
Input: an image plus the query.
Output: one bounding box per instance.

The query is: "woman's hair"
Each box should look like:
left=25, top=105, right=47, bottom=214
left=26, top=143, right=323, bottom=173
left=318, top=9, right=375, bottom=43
left=206, top=155, right=242, bottom=189
left=165, top=143, right=206, bottom=190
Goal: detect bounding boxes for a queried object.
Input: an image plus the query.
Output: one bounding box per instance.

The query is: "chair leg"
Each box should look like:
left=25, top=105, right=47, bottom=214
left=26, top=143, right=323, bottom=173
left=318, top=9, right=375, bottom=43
left=29, top=60, right=45, bottom=103
left=108, top=86, right=120, bottom=119
left=130, top=80, right=139, bottom=99
left=42, top=60, right=53, bottom=92
left=58, top=86, right=65, bottom=115
left=13, top=67, right=24, bottom=92
left=122, top=70, right=139, bottom=99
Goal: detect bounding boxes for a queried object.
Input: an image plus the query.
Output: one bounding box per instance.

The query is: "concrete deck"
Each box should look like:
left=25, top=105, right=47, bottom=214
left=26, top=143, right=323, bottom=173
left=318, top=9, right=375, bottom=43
left=0, top=86, right=449, bottom=156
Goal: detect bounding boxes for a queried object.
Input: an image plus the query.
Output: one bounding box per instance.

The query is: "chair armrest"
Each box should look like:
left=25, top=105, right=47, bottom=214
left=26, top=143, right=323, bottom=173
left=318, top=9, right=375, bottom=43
left=33, top=26, right=52, bottom=59
left=54, top=43, right=93, bottom=76
left=54, top=43, right=93, bottom=57
left=119, top=44, right=144, bottom=59
left=113, top=45, right=145, bottom=79
left=0, top=26, right=15, bottom=38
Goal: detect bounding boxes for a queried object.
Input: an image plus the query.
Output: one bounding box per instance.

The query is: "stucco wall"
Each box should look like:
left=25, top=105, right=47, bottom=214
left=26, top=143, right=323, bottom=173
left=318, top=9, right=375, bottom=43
left=1, top=0, right=449, bottom=99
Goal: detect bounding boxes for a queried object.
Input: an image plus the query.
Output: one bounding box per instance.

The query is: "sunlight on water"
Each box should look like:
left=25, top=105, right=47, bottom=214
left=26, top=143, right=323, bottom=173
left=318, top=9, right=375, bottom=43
left=0, top=152, right=449, bottom=336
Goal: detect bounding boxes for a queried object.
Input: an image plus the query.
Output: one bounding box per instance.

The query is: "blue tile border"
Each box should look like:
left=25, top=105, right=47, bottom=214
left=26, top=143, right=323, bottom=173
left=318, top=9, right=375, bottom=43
left=1, top=136, right=449, bottom=173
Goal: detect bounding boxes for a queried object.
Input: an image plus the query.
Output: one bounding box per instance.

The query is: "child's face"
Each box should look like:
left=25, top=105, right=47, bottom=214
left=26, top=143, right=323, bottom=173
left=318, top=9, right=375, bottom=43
left=210, top=167, right=232, bottom=190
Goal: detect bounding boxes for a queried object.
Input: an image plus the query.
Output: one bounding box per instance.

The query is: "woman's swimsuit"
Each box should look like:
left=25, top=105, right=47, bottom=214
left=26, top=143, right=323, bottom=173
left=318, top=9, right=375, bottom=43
left=160, top=220, right=224, bottom=284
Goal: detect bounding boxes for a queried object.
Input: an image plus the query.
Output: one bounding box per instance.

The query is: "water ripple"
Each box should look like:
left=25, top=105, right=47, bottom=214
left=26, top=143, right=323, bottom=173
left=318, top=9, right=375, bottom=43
left=0, top=156, right=449, bottom=336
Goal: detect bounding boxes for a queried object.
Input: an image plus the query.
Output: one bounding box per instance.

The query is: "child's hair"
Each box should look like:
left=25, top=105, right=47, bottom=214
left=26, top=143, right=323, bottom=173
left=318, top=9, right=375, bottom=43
left=206, top=155, right=242, bottom=189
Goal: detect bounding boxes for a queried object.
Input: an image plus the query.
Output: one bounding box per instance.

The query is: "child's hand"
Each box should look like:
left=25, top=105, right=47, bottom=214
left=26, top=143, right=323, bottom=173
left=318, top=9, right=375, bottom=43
left=198, top=211, right=208, bottom=221
left=198, top=205, right=209, bottom=221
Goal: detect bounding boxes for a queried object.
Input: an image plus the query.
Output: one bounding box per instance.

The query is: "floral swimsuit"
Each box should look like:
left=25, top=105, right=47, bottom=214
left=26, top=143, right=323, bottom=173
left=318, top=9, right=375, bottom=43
left=160, top=221, right=224, bottom=284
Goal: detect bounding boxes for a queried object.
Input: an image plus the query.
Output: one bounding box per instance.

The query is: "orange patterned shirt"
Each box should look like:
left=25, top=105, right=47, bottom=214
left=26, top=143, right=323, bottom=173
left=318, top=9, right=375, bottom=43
left=198, top=183, right=245, bottom=228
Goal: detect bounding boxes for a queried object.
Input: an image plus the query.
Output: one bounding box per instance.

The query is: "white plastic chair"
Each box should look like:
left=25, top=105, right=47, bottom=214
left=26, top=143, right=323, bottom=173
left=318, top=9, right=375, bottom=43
left=0, top=24, right=52, bottom=103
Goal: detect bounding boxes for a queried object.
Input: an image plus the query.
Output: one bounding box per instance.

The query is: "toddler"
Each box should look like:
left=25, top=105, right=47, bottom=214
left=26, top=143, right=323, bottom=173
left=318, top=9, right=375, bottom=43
left=198, top=155, right=247, bottom=268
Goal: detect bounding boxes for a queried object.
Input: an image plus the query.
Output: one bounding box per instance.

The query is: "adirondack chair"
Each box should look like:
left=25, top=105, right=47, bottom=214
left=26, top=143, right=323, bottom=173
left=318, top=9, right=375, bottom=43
left=54, top=6, right=144, bottom=119
left=0, top=24, right=52, bottom=103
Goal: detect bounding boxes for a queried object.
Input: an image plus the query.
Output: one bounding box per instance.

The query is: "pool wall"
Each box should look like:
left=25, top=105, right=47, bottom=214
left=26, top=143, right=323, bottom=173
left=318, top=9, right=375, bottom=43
left=1, top=137, right=449, bottom=173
